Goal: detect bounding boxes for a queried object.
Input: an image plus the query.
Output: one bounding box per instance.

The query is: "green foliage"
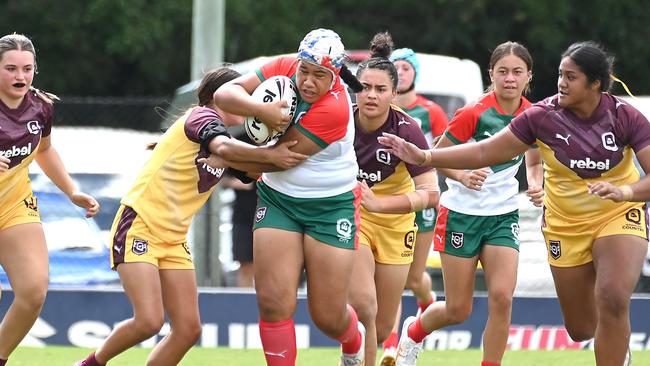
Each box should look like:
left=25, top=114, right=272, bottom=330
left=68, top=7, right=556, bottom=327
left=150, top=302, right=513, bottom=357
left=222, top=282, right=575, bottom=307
left=0, top=0, right=191, bottom=96
left=1, top=0, right=649, bottom=98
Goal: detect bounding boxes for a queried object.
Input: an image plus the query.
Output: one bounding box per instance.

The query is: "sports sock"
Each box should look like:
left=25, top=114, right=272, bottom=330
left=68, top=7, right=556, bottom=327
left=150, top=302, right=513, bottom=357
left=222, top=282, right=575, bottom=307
left=417, top=294, right=435, bottom=313
left=259, top=319, right=297, bottom=366
left=79, top=352, right=104, bottom=366
left=336, top=305, right=362, bottom=354
left=0, top=358, right=6, bottom=366
left=407, top=317, right=430, bottom=343
left=481, top=362, right=501, bottom=366
left=383, top=331, right=398, bottom=350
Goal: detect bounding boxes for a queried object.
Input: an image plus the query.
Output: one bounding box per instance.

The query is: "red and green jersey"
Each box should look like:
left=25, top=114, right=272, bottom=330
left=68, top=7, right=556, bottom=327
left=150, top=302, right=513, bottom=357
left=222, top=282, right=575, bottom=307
left=403, top=94, right=448, bottom=147
left=441, top=91, right=532, bottom=215
left=256, top=56, right=358, bottom=198
left=510, top=93, right=650, bottom=220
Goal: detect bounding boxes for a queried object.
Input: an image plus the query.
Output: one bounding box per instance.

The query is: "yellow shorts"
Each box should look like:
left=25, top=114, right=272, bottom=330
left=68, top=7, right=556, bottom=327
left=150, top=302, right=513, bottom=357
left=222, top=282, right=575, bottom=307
left=109, top=205, right=194, bottom=270
left=358, top=218, right=417, bottom=265
left=0, top=193, right=41, bottom=230
left=542, top=203, right=648, bottom=267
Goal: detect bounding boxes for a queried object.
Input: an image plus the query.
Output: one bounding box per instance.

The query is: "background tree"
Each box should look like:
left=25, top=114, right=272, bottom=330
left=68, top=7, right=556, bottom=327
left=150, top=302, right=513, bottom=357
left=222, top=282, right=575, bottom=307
left=1, top=0, right=648, bottom=101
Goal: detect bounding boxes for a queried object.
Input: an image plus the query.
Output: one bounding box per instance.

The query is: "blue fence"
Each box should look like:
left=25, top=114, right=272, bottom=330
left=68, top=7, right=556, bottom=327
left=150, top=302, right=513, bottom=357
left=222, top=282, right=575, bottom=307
left=2, top=288, right=650, bottom=350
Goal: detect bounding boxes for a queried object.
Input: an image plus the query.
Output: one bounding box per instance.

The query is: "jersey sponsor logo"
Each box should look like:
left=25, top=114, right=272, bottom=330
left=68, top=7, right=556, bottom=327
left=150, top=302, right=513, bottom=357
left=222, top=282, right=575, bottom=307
left=451, top=231, right=464, bottom=249
left=0, top=142, right=33, bottom=158
left=132, top=238, right=149, bottom=255
left=202, top=163, right=225, bottom=179
left=330, top=90, right=341, bottom=100
left=27, top=120, right=42, bottom=135
left=113, top=245, right=123, bottom=255
left=601, top=132, right=618, bottom=152
left=548, top=240, right=561, bottom=260
left=357, top=168, right=382, bottom=182
left=255, top=207, right=267, bottom=223
left=404, top=230, right=416, bottom=250
left=569, top=157, right=610, bottom=170
left=398, top=117, right=410, bottom=126
left=336, top=218, right=353, bottom=243
left=555, top=133, right=570, bottom=145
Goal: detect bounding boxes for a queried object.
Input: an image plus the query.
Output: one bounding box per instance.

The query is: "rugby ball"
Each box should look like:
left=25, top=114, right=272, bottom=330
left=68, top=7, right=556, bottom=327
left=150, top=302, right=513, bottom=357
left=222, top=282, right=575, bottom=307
left=244, top=75, right=298, bottom=145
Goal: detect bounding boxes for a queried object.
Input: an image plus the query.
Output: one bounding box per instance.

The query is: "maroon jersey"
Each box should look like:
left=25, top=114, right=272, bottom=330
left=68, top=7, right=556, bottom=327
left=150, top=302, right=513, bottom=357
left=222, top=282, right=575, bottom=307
left=354, top=105, right=432, bottom=228
left=0, top=90, right=53, bottom=207
left=510, top=93, right=650, bottom=218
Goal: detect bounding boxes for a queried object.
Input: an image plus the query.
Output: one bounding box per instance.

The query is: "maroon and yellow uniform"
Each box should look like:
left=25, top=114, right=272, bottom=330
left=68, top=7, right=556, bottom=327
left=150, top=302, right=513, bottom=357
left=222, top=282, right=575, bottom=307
left=0, top=90, right=52, bottom=229
left=354, top=105, right=432, bottom=264
left=110, top=106, right=231, bottom=269
left=510, top=93, right=650, bottom=266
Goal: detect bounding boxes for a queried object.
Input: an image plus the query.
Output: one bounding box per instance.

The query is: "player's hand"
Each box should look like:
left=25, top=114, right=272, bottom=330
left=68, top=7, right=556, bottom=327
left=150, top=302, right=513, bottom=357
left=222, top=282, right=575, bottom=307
left=256, top=100, right=292, bottom=133
left=526, top=185, right=545, bottom=207
left=267, top=140, right=309, bottom=170
left=587, top=181, right=629, bottom=202
left=378, top=133, right=428, bottom=165
left=359, top=180, right=381, bottom=212
left=69, top=191, right=100, bottom=218
left=198, top=154, right=229, bottom=169
left=0, top=156, right=9, bottom=174
left=460, top=169, right=489, bottom=191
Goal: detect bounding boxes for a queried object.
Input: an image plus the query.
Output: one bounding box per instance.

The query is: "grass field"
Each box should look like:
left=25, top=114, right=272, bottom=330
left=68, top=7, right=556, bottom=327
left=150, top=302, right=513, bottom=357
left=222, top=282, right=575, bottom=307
left=9, top=346, right=650, bottom=365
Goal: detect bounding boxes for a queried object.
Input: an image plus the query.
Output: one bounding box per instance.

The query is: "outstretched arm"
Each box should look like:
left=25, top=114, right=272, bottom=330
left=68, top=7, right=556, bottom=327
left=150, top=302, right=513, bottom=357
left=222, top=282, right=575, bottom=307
left=434, top=135, right=490, bottom=191
left=378, top=128, right=530, bottom=170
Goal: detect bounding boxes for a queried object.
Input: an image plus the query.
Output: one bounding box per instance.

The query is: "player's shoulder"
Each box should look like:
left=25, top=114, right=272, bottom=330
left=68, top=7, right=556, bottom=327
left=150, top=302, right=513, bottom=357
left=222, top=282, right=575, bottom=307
left=390, top=106, right=421, bottom=136
left=311, top=84, right=351, bottom=116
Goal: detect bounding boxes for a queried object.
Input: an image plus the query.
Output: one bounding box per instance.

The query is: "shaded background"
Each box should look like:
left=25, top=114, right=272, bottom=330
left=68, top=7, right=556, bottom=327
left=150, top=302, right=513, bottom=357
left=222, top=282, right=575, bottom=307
left=2, top=0, right=649, bottom=110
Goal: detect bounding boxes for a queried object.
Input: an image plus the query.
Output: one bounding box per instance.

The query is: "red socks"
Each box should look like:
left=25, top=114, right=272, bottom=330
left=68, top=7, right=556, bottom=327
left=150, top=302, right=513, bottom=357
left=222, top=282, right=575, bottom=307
left=383, top=331, right=399, bottom=350
left=79, top=352, right=104, bottom=366
left=407, top=317, right=430, bottom=344
left=259, top=319, right=297, bottom=366
left=481, top=362, right=501, bottom=366
left=417, top=295, right=435, bottom=313
left=335, top=305, right=362, bottom=354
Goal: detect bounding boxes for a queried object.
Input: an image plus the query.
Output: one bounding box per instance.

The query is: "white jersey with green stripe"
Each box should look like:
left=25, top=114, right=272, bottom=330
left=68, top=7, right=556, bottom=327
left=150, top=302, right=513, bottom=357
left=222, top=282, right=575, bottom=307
left=440, top=92, right=531, bottom=215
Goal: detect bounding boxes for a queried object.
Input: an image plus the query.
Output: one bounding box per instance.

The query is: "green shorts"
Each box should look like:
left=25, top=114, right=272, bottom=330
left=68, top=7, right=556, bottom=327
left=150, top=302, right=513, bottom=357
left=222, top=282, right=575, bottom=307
left=415, top=208, right=437, bottom=233
left=253, top=181, right=360, bottom=249
left=432, top=206, right=520, bottom=257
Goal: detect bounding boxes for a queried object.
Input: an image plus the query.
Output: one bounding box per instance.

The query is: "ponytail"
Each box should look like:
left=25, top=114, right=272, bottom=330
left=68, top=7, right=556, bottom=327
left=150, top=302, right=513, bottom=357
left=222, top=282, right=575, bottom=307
left=339, top=64, right=363, bottom=93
